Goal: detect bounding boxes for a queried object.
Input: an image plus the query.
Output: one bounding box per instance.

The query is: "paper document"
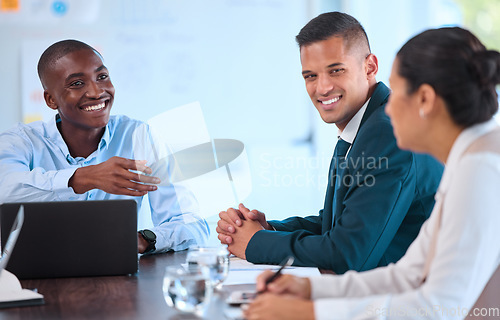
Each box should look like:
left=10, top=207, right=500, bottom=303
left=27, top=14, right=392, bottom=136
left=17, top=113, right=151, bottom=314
left=0, top=270, right=44, bottom=308
left=224, top=256, right=320, bottom=285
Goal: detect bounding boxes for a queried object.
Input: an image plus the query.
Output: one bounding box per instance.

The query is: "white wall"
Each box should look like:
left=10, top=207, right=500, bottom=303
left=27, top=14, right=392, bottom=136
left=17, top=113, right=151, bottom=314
left=0, top=0, right=468, bottom=246
left=0, top=0, right=320, bottom=246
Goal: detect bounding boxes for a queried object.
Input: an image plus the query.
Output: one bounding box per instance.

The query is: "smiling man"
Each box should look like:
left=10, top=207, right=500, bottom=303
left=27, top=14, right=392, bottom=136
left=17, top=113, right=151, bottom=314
left=0, top=40, right=209, bottom=254
left=216, top=12, right=444, bottom=273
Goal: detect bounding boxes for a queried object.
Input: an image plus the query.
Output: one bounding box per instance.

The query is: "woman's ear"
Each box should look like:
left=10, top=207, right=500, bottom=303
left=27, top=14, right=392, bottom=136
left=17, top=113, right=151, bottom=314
left=365, top=53, right=378, bottom=80
left=43, top=91, right=58, bottom=110
left=416, top=83, right=436, bottom=118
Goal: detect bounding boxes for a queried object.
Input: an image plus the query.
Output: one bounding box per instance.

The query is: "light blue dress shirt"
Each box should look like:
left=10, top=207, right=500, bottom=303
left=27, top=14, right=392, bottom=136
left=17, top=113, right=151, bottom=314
left=0, top=114, right=209, bottom=253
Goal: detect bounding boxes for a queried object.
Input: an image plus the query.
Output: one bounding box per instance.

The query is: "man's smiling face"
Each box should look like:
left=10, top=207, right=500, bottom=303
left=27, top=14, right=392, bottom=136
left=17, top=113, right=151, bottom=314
left=43, top=48, right=115, bottom=132
left=300, top=36, right=374, bottom=130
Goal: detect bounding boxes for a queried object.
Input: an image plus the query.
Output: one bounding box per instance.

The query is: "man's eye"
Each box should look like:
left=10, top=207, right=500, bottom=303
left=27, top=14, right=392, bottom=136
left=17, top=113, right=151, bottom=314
left=70, top=80, right=83, bottom=87
left=303, top=74, right=316, bottom=80
left=98, top=74, right=109, bottom=80
left=330, top=68, right=345, bottom=75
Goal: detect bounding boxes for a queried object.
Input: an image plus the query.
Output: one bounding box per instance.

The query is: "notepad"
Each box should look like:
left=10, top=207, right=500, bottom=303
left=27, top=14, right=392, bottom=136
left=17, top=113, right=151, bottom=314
left=224, top=256, right=321, bottom=285
left=0, top=270, right=44, bottom=308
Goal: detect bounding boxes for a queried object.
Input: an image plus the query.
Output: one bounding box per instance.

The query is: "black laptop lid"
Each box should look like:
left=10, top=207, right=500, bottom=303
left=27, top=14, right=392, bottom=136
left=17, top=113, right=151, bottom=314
left=0, top=200, right=138, bottom=279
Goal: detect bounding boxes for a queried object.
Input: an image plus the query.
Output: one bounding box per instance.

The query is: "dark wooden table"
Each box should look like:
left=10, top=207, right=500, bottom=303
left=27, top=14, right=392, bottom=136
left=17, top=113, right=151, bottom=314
left=0, top=251, right=248, bottom=320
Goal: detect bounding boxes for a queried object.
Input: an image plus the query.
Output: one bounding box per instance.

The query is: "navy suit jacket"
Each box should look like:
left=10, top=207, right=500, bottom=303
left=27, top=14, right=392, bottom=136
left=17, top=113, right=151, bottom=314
left=246, top=82, right=444, bottom=274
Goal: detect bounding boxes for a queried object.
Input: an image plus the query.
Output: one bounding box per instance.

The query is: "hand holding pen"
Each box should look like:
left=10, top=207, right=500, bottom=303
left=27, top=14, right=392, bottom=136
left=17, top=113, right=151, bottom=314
left=245, top=262, right=315, bottom=320
left=255, top=255, right=311, bottom=298
left=255, top=267, right=312, bottom=299
left=256, top=256, right=295, bottom=294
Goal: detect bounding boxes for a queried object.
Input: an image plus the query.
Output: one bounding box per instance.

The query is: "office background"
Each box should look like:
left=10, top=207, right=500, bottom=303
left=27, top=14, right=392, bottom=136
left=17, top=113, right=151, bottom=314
left=1, top=0, right=498, bottom=245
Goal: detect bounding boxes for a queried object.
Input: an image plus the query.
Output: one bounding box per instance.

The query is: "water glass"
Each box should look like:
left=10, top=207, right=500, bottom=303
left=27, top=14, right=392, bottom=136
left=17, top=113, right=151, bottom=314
left=186, top=246, right=230, bottom=289
left=162, top=265, right=212, bottom=317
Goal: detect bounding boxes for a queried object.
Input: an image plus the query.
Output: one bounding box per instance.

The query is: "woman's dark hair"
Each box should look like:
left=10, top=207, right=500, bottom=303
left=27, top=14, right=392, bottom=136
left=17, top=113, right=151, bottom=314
left=397, top=27, right=500, bottom=127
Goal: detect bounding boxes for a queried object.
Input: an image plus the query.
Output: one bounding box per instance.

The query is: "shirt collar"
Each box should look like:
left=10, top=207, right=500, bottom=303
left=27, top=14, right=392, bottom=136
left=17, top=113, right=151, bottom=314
left=439, top=119, right=500, bottom=195
left=46, top=114, right=71, bottom=157
left=100, top=121, right=111, bottom=150
left=46, top=114, right=112, bottom=161
left=338, top=98, right=370, bottom=144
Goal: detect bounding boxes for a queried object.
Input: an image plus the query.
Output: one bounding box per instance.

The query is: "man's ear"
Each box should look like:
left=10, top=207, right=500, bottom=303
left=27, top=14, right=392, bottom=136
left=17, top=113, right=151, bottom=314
left=365, top=53, right=378, bottom=80
left=43, top=91, right=58, bottom=110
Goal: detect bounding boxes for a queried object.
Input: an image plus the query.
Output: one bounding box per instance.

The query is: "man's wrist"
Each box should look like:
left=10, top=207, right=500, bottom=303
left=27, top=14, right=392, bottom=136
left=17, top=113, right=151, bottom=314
left=137, top=234, right=149, bottom=253
left=138, top=229, right=156, bottom=254
left=266, top=222, right=275, bottom=231
left=304, top=278, right=312, bottom=299
left=69, top=167, right=92, bottom=194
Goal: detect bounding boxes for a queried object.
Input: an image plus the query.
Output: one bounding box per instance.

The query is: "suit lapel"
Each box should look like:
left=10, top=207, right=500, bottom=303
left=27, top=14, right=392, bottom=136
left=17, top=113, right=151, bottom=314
left=323, top=82, right=391, bottom=232
left=358, top=82, right=390, bottom=131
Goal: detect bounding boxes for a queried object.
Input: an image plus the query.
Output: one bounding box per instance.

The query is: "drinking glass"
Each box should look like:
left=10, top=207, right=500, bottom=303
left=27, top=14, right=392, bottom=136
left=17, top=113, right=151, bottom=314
left=162, top=265, right=212, bottom=317
left=186, top=246, right=230, bottom=289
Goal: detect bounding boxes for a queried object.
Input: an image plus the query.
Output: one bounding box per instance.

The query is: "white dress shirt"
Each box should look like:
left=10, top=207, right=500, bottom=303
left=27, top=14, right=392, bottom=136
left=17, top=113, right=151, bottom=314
left=309, top=119, right=500, bottom=319
left=338, top=99, right=369, bottom=157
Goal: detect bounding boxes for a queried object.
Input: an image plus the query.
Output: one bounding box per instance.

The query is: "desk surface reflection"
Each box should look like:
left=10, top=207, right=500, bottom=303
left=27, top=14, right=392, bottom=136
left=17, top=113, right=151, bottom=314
left=0, top=251, right=250, bottom=320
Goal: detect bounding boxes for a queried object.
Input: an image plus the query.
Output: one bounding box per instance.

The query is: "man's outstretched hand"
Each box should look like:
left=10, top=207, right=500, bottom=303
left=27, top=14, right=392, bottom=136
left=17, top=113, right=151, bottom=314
left=69, top=156, right=160, bottom=196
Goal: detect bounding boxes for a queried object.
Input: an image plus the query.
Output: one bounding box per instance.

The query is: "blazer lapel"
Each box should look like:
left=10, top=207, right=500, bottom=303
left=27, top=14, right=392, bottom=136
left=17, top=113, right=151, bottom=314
left=358, top=82, right=390, bottom=130
left=326, top=82, right=391, bottom=230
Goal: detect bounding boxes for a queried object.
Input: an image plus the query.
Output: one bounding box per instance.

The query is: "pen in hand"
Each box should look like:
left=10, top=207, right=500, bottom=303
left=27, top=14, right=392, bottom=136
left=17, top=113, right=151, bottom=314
left=257, top=256, right=294, bottom=294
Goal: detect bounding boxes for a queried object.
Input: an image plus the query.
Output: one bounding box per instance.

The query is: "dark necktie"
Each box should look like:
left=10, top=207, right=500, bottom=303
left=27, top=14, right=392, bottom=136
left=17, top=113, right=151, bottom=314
left=329, top=138, right=351, bottom=187
left=322, top=138, right=352, bottom=233
left=326, top=138, right=351, bottom=227
left=334, top=138, right=351, bottom=188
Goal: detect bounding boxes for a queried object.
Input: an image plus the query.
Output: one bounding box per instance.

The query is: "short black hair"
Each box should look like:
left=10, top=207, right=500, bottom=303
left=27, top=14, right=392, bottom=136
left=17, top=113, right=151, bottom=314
left=296, top=11, right=370, bottom=53
left=37, top=39, right=100, bottom=89
left=397, top=27, right=500, bottom=128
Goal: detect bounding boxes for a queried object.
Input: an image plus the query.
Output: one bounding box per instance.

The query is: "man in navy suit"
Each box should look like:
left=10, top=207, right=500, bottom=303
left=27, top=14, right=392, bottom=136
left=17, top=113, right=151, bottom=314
left=216, top=12, right=443, bottom=273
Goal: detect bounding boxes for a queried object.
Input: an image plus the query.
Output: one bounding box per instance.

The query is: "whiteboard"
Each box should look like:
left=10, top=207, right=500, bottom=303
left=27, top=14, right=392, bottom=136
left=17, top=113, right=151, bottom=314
left=17, top=0, right=311, bottom=145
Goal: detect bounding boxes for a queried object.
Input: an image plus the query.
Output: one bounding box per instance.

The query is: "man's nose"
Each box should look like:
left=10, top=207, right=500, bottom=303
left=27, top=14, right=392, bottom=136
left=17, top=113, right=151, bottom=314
left=86, top=81, right=105, bottom=98
left=316, top=75, right=335, bottom=96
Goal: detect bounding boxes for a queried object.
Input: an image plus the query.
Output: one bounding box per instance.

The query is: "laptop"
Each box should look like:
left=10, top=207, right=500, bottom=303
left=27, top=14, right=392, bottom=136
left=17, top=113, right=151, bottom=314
left=0, top=200, right=138, bottom=279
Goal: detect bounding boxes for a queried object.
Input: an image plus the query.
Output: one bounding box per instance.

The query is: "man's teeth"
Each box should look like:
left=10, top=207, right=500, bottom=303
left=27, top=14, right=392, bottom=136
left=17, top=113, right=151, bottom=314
left=83, top=103, right=105, bottom=111
left=321, top=96, right=341, bottom=105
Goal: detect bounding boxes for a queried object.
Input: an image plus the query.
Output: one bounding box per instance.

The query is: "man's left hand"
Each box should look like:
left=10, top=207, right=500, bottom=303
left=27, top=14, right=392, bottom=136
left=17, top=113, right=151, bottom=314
left=225, top=214, right=264, bottom=259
